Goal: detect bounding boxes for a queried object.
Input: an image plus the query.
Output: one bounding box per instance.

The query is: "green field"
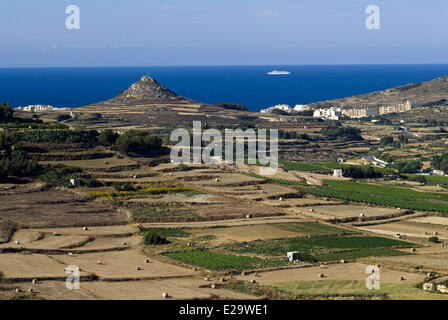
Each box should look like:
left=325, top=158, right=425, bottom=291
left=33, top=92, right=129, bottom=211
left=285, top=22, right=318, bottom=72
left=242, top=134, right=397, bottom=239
left=223, top=236, right=415, bottom=262
left=404, top=174, right=448, bottom=184
left=164, top=250, right=288, bottom=270
left=280, top=160, right=395, bottom=174
left=305, top=180, right=448, bottom=213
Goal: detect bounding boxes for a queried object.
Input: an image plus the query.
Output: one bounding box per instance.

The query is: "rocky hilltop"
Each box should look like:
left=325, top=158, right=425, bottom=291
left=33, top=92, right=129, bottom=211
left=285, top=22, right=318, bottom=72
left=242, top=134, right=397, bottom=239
left=97, top=76, right=188, bottom=105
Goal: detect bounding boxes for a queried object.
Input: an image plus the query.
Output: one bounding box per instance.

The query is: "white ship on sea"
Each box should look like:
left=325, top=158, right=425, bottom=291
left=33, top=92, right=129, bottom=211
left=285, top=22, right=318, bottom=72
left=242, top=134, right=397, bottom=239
left=267, top=70, right=291, bottom=75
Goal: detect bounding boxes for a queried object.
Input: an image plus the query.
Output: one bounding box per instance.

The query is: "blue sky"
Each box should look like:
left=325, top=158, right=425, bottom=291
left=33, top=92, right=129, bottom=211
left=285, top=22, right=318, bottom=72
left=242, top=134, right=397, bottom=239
left=0, top=0, right=447, bottom=67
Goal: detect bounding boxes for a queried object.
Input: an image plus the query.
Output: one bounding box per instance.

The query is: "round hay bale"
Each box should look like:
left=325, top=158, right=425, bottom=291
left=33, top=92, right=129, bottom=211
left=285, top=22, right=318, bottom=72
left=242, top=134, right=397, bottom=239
left=250, top=279, right=256, bottom=284
left=410, top=248, right=416, bottom=253
left=83, top=227, right=88, bottom=231
left=340, top=259, right=346, bottom=264
left=319, top=273, right=325, bottom=278
left=97, top=260, right=102, bottom=265
left=399, top=276, right=405, bottom=281
left=211, top=284, right=216, bottom=289
left=204, top=277, right=209, bottom=281
left=161, top=292, right=169, bottom=299
left=423, top=283, right=434, bottom=291
left=145, top=258, right=150, bottom=263
left=28, top=288, right=33, bottom=293
left=15, top=240, right=20, bottom=245
left=136, top=266, right=141, bottom=271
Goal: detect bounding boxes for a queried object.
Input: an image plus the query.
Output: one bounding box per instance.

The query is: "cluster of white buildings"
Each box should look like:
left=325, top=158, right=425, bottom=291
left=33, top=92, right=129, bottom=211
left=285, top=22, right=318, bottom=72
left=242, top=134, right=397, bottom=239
left=260, top=104, right=312, bottom=114
left=313, top=107, right=343, bottom=120
left=260, top=101, right=415, bottom=120
left=15, top=105, right=69, bottom=112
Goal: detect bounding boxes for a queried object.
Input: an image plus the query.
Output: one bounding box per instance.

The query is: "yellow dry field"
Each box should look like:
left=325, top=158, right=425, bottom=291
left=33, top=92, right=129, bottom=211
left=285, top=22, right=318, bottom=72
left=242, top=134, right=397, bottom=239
left=358, top=221, right=448, bottom=240
left=368, top=254, right=448, bottom=272
left=22, top=278, right=255, bottom=300
left=409, top=216, right=448, bottom=226
left=97, top=176, right=172, bottom=183
left=18, top=235, right=92, bottom=250
left=189, top=173, right=264, bottom=186
left=129, top=193, right=228, bottom=205
left=36, top=225, right=136, bottom=237
left=237, top=262, right=425, bottom=284
left=236, top=165, right=304, bottom=183
left=305, top=205, right=400, bottom=219
left=81, top=278, right=254, bottom=300
left=0, top=253, right=67, bottom=279
left=9, top=229, right=43, bottom=244
left=140, top=217, right=303, bottom=229
left=202, top=184, right=296, bottom=201
left=177, top=112, right=206, bottom=116
left=50, top=249, right=194, bottom=280
left=194, top=224, right=301, bottom=245
left=262, top=197, right=341, bottom=208
left=77, top=235, right=141, bottom=250
left=1, top=229, right=139, bottom=251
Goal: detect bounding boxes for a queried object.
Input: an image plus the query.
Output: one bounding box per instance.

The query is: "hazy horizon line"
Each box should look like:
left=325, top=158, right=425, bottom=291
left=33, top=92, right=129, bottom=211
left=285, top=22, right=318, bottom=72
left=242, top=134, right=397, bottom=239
left=1, top=63, right=448, bottom=70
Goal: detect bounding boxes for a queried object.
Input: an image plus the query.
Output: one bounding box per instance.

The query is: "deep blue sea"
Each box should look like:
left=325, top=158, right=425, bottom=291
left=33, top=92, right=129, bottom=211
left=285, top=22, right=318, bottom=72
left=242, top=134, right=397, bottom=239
left=1, top=65, right=448, bottom=112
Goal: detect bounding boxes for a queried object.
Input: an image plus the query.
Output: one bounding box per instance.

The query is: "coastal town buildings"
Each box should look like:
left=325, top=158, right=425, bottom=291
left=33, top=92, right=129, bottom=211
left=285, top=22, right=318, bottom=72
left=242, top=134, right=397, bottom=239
left=313, top=107, right=342, bottom=120
left=16, top=105, right=69, bottom=112
left=379, top=100, right=412, bottom=115
left=293, top=105, right=311, bottom=112
left=260, top=104, right=292, bottom=114
left=342, top=107, right=379, bottom=118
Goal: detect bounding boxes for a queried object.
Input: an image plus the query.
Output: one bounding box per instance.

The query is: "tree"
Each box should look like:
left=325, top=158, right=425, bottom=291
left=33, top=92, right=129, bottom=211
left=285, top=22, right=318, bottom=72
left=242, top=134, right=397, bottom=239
left=98, top=129, right=119, bottom=146
left=215, top=102, right=248, bottom=112
left=321, top=125, right=363, bottom=141
left=412, top=175, right=427, bottom=184
left=143, top=232, right=169, bottom=245
left=380, top=136, right=394, bottom=146
left=115, top=130, right=162, bottom=156
left=343, top=165, right=381, bottom=179
left=432, top=153, right=448, bottom=173
left=0, top=103, right=13, bottom=122
left=0, top=133, right=40, bottom=179
left=56, top=114, right=72, bottom=122
left=390, top=160, right=422, bottom=174
left=398, top=135, right=409, bottom=144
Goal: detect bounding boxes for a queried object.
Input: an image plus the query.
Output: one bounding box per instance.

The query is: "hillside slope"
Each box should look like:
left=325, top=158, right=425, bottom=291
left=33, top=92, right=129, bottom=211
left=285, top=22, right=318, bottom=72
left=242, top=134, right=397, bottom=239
left=309, top=75, right=448, bottom=109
